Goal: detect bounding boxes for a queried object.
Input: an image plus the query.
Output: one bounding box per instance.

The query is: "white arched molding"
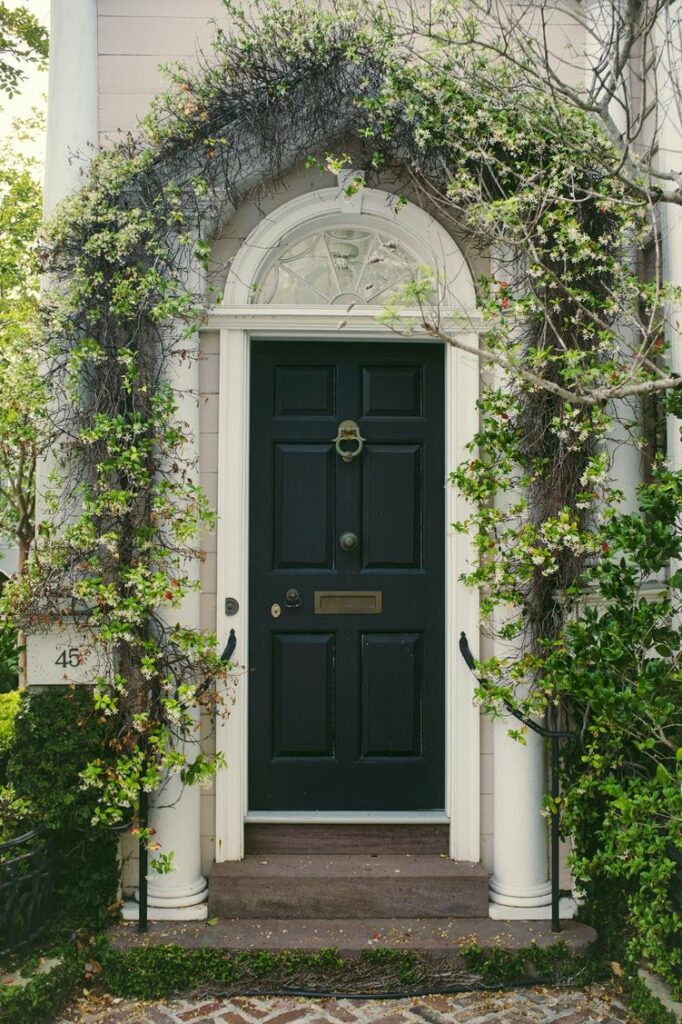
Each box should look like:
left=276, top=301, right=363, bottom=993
left=222, top=188, right=476, bottom=310
left=209, top=187, right=481, bottom=863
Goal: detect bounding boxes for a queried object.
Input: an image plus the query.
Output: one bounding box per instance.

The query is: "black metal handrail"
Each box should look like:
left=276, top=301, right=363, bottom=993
left=459, top=631, right=576, bottom=933
left=0, top=826, right=53, bottom=955
left=668, top=845, right=682, bottom=977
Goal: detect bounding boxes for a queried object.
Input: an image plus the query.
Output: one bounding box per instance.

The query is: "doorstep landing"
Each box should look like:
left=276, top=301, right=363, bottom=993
left=107, top=916, right=596, bottom=954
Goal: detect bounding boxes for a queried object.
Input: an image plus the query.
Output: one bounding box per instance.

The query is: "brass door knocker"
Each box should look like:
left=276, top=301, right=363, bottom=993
left=333, top=419, right=366, bottom=462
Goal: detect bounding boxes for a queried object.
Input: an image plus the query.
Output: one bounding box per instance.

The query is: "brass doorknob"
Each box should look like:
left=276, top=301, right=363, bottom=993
left=339, top=531, right=358, bottom=551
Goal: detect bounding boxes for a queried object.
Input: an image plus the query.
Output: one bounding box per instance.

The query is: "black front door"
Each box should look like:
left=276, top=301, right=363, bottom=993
left=248, top=340, right=445, bottom=810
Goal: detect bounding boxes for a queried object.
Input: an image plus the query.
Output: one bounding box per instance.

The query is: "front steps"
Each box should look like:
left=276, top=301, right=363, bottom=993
left=210, top=825, right=486, bottom=920
left=113, top=825, right=597, bottom=978
left=208, top=854, right=489, bottom=919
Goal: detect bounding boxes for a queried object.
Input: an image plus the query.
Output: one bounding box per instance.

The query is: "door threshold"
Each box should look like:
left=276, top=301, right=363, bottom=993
left=245, top=810, right=450, bottom=825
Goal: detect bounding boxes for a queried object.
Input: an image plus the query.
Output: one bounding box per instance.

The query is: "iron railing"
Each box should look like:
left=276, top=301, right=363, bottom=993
left=459, top=631, right=576, bottom=933
left=0, top=827, right=53, bottom=955
left=669, top=845, right=682, bottom=978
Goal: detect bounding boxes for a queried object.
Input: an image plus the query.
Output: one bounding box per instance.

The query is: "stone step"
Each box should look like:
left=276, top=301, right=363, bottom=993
left=109, top=917, right=597, bottom=956
left=245, top=823, right=449, bottom=856
left=208, top=854, right=489, bottom=919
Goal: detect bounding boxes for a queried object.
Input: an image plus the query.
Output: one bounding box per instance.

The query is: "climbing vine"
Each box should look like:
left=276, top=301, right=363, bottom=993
left=0, top=0, right=679, bottom=978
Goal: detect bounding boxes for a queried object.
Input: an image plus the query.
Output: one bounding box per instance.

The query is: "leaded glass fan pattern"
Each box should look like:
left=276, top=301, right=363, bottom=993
left=254, top=229, right=422, bottom=305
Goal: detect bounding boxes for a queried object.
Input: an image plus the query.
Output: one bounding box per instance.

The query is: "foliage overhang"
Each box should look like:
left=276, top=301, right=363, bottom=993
left=0, top=0, right=679, bottom=981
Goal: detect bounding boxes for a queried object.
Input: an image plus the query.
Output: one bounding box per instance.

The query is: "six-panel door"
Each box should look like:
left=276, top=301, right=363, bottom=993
left=248, top=340, right=445, bottom=809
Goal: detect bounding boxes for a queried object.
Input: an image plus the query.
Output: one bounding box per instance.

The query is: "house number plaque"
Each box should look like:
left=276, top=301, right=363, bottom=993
left=25, top=629, right=105, bottom=686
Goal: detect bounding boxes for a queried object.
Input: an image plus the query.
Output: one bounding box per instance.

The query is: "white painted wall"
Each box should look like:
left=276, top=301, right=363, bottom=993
left=96, top=0, right=586, bottom=145
left=98, top=0, right=229, bottom=145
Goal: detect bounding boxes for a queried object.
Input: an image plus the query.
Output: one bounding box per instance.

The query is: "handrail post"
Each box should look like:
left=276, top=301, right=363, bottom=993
left=550, top=734, right=560, bottom=932
left=138, top=785, right=148, bottom=934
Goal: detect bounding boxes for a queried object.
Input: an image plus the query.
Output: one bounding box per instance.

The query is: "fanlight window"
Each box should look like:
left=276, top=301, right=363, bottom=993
left=253, top=228, right=424, bottom=305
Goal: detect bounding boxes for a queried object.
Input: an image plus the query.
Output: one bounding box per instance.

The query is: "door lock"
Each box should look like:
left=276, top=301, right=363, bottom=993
left=339, top=531, right=358, bottom=551
left=284, top=588, right=302, bottom=608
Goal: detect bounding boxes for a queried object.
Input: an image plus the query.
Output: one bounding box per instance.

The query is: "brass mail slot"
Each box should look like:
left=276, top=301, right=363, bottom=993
left=314, top=590, right=383, bottom=614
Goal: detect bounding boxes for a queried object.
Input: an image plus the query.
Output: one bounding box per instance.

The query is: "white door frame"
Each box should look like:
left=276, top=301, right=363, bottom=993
left=210, top=189, right=482, bottom=862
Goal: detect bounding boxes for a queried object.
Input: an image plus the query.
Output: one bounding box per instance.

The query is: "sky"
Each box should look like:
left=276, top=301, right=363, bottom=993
left=0, top=0, right=50, bottom=165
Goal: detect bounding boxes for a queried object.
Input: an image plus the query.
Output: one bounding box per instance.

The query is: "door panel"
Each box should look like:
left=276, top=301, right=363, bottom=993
left=362, top=444, right=422, bottom=569
left=249, top=341, right=445, bottom=810
left=272, top=633, right=335, bottom=757
left=273, top=444, right=335, bottom=568
left=361, top=365, right=423, bottom=418
left=360, top=632, right=423, bottom=757
left=274, top=365, right=336, bottom=417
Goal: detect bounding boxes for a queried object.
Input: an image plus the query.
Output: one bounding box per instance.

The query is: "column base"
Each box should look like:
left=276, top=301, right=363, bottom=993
left=121, top=899, right=209, bottom=922
left=489, top=897, right=578, bottom=921
left=489, top=875, right=552, bottom=908
left=137, top=876, right=208, bottom=909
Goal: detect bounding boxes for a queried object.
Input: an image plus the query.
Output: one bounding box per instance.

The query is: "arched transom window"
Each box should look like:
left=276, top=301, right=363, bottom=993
left=253, top=228, right=423, bottom=305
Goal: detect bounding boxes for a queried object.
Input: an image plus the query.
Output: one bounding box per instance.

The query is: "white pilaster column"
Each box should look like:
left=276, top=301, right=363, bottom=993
left=487, top=612, right=552, bottom=917
left=489, top=715, right=552, bottom=915
left=27, top=0, right=98, bottom=689
left=486, top=245, right=552, bottom=917
left=584, top=0, right=642, bottom=514
left=34, top=0, right=98, bottom=535
left=144, top=732, right=208, bottom=919
left=123, top=272, right=208, bottom=922
left=146, top=325, right=207, bottom=919
left=658, top=3, right=682, bottom=471
left=44, top=0, right=98, bottom=216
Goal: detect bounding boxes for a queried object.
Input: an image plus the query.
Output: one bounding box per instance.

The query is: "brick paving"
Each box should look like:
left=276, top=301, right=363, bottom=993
left=57, top=984, right=638, bottom=1024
